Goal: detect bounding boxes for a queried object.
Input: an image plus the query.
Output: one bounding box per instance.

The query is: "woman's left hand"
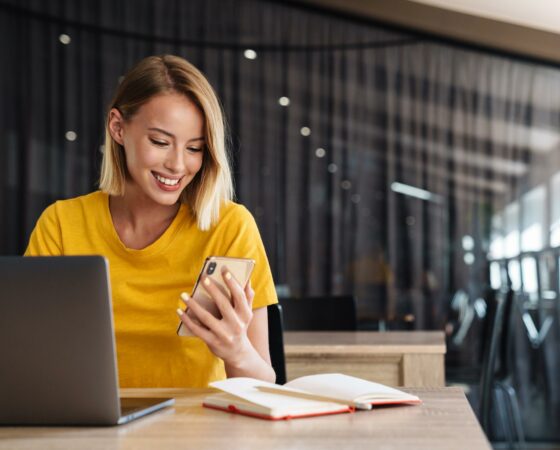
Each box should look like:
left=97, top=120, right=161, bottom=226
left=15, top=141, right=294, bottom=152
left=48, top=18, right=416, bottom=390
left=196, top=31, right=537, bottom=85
left=177, top=268, right=256, bottom=366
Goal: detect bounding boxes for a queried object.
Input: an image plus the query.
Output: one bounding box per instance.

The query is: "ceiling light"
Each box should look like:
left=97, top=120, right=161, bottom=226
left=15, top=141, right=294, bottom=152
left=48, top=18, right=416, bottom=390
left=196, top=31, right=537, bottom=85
left=341, top=180, right=352, bottom=190
left=243, top=49, right=257, bottom=60
left=59, top=34, right=71, bottom=44
left=391, top=182, right=441, bottom=203
left=65, top=131, right=77, bottom=141
left=462, top=235, right=474, bottom=251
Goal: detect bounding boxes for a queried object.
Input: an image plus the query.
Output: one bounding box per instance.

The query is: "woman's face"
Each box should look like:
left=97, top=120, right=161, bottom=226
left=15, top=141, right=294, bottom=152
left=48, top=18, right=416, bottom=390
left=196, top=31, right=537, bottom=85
left=109, top=92, right=205, bottom=207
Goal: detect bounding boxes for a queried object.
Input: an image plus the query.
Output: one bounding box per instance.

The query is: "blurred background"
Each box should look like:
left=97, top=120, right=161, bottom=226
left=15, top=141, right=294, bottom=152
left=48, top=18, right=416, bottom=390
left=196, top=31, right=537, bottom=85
left=1, top=0, right=559, bottom=446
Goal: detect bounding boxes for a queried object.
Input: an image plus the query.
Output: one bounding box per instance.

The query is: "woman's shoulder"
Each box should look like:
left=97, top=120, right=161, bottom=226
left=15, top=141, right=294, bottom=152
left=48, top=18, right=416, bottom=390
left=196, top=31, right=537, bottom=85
left=217, top=201, right=255, bottom=225
left=45, top=191, right=107, bottom=219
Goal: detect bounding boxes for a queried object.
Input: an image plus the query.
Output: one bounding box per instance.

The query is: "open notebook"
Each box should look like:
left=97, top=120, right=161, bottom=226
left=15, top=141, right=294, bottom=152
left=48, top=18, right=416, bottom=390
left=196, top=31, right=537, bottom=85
left=204, top=373, right=421, bottom=420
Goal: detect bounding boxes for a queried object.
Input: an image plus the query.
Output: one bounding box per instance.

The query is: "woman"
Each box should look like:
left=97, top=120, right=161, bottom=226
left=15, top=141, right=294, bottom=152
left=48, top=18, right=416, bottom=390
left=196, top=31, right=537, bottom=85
left=24, top=55, right=277, bottom=387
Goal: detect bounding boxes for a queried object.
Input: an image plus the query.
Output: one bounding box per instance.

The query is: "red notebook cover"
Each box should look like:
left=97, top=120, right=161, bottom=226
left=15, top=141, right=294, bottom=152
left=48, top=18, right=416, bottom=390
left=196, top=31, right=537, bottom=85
left=202, top=402, right=354, bottom=421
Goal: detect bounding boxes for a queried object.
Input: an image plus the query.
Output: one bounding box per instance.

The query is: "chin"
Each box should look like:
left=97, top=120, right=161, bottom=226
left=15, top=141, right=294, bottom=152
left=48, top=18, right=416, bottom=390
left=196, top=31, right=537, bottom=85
left=145, top=175, right=187, bottom=206
left=153, top=192, right=182, bottom=206
left=142, top=184, right=180, bottom=204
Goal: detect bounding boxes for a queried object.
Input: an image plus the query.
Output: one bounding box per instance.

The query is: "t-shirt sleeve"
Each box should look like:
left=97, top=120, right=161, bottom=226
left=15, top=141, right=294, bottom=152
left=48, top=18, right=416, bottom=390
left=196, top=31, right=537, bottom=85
left=24, top=203, right=63, bottom=256
left=219, top=205, right=278, bottom=310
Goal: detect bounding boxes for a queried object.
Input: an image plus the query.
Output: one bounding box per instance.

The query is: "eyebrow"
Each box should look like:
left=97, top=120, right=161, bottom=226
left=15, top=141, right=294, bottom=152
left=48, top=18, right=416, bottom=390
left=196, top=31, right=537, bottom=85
left=148, top=127, right=204, bottom=142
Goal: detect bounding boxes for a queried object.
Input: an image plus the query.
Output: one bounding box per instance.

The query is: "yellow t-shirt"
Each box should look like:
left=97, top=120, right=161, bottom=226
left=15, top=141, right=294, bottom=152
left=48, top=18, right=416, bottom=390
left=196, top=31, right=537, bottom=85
left=24, top=191, right=277, bottom=388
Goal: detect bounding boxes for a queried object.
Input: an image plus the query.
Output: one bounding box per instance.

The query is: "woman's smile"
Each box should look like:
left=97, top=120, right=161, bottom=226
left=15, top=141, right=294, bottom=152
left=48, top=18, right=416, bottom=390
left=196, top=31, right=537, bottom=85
left=152, top=171, right=184, bottom=191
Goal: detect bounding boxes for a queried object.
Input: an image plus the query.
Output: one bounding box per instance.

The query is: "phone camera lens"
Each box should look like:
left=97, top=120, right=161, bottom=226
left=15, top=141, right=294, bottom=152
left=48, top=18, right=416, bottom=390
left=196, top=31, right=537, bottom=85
left=207, top=262, right=216, bottom=275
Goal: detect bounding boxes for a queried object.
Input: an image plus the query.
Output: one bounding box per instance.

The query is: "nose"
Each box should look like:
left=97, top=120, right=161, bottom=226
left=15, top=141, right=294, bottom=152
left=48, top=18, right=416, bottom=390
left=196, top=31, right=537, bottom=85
left=164, top=147, right=184, bottom=173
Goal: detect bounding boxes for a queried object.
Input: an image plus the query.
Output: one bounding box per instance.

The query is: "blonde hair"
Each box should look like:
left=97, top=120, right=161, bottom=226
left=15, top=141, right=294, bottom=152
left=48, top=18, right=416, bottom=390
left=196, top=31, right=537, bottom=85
left=99, top=55, right=234, bottom=230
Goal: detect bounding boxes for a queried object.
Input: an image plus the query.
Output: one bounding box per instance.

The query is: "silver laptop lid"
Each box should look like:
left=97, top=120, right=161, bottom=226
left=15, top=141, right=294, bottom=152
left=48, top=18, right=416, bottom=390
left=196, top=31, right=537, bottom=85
left=0, top=256, right=122, bottom=425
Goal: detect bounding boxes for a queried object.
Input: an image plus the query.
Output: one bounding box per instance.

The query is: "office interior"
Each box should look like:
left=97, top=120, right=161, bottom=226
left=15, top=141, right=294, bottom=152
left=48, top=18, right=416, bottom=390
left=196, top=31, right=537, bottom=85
left=1, top=0, right=559, bottom=448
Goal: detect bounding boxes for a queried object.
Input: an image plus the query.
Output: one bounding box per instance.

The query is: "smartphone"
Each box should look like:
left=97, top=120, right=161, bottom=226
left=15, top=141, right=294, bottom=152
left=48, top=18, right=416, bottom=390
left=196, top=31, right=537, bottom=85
left=177, top=256, right=255, bottom=336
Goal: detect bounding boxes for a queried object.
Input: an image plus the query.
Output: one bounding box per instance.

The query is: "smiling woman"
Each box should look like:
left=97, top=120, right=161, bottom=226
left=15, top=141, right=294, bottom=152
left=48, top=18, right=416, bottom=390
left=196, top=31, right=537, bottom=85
left=24, top=55, right=278, bottom=388
left=106, top=92, right=206, bottom=247
left=99, top=55, right=232, bottom=231
left=106, top=93, right=206, bottom=249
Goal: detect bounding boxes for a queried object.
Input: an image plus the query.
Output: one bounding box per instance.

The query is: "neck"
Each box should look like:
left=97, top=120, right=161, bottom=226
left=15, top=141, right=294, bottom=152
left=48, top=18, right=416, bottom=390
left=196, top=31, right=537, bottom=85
left=109, top=183, right=180, bottom=229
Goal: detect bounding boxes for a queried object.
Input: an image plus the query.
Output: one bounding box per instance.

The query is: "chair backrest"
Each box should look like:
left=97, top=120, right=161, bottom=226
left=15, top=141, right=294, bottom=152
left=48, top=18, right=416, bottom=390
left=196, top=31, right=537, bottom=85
left=267, top=303, right=287, bottom=384
left=495, top=288, right=516, bottom=380
left=479, top=287, right=514, bottom=432
left=476, top=287, right=500, bottom=369
left=279, top=295, right=357, bottom=331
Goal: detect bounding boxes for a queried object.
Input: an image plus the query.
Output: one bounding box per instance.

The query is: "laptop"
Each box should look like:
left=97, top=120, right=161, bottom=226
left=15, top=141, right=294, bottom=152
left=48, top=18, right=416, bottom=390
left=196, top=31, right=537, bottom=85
left=0, top=255, right=174, bottom=425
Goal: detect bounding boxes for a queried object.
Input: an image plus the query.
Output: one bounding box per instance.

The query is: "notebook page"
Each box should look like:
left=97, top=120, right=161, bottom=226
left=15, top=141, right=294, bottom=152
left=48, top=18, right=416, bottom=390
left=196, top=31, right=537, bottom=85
left=285, top=373, right=419, bottom=403
left=209, top=378, right=348, bottom=411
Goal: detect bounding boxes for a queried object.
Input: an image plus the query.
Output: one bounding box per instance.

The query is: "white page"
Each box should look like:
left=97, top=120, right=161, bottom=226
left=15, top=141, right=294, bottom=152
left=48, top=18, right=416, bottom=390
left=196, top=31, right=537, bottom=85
left=209, top=377, right=347, bottom=412
left=285, top=373, right=419, bottom=403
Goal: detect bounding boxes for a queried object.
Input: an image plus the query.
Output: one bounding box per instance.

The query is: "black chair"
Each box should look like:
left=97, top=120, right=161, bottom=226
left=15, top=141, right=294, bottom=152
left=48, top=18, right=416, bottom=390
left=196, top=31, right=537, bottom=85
left=479, top=288, right=525, bottom=449
left=446, top=287, right=498, bottom=388
left=267, top=303, right=286, bottom=384
left=279, top=295, right=357, bottom=331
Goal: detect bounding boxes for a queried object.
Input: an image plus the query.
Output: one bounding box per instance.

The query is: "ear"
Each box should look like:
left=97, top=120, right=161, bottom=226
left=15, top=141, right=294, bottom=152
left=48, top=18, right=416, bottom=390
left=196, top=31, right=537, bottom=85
left=108, top=108, right=125, bottom=145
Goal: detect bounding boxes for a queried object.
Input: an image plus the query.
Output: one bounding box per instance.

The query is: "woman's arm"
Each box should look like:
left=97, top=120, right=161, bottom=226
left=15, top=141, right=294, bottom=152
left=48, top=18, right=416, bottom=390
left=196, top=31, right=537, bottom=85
left=223, top=306, right=275, bottom=381
left=177, top=270, right=276, bottom=383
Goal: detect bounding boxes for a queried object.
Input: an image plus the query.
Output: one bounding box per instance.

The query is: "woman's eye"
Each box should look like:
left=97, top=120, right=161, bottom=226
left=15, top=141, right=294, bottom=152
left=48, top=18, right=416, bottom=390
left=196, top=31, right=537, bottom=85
left=187, top=147, right=202, bottom=153
left=150, top=138, right=168, bottom=147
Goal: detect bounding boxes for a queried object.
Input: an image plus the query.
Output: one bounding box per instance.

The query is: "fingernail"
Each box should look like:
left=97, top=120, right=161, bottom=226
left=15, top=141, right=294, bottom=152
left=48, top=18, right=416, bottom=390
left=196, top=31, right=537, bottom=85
left=224, top=271, right=232, bottom=280
left=176, top=308, right=184, bottom=317
left=203, top=277, right=210, bottom=287
left=181, top=292, right=190, bottom=302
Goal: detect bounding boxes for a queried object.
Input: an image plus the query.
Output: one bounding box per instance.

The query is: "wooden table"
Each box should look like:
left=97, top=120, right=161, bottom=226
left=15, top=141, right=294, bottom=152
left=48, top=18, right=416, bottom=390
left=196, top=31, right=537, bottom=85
left=284, top=331, right=446, bottom=387
left=0, top=387, right=489, bottom=450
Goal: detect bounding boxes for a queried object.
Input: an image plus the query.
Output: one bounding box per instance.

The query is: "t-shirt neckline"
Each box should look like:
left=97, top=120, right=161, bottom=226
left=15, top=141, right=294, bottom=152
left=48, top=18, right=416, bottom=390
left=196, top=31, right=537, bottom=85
left=100, top=192, right=189, bottom=257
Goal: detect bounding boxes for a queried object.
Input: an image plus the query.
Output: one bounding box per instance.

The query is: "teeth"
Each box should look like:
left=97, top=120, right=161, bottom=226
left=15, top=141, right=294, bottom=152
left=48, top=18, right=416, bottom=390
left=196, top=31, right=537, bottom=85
left=154, top=173, right=180, bottom=186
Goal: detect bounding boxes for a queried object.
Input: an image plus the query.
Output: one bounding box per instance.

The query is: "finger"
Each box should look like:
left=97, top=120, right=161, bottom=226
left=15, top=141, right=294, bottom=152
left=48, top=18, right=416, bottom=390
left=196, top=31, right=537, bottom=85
left=221, top=268, right=252, bottom=320
left=179, top=292, right=205, bottom=327
left=180, top=309, right=217, bottom=345
left=177, top=299, right=203, bottom=326
left=201, top=277, right=237, bottom=323
left=185, top=294, right=224, bottom=331
left=177, top=306, right=192, bottom=326
left=185, top=294, right=234, bottom=342
left=176, top=306, right=199, bottom=331
left=220, top=267, right=247, bottom=310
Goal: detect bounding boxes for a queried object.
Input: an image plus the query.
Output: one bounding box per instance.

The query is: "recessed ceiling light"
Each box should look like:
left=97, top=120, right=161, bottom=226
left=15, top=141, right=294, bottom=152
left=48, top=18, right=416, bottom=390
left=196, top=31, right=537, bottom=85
left=244, top=49, right=257, bottom=60
left=59, top=34, right=71, bottom=45
left=464, top=253, right=475, bottom=265
left=462, top=235, right=474, bottom=251
left=315, top=148, right=326, bottom=158
left=65, top=131, right=77, bottom=141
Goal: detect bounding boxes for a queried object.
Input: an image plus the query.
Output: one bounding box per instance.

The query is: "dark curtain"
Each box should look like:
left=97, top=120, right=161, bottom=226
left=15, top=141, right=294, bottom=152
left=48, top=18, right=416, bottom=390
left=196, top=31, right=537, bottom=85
left=1, top=0, right=560, bottom=440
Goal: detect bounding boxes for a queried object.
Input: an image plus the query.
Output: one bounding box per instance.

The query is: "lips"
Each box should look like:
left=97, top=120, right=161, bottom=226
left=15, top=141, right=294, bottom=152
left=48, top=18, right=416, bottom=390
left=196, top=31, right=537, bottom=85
left=152, top=171, right=183, bottom=191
